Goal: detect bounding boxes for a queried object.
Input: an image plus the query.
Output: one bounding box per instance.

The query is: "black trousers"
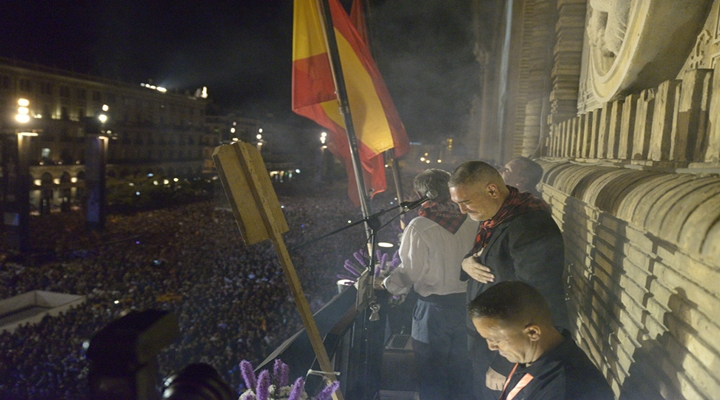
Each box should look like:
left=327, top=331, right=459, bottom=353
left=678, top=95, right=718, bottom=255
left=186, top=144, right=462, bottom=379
left=412, top=295, right=473, bottom=400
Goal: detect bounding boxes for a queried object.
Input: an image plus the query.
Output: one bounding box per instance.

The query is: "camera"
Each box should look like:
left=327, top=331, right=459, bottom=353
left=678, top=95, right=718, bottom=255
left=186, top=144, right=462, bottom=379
left=86, top=309, right=234, bottom=400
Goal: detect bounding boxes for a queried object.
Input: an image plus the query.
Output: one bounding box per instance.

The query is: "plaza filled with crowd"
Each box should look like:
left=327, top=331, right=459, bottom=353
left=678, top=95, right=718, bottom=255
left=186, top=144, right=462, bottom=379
left=0, top=179, right=378, bottom=399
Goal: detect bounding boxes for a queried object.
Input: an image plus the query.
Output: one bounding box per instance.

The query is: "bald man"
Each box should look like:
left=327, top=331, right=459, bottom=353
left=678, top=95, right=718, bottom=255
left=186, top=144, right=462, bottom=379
left=468, top=281, right=613, bottom=400
left=498, top=157, right=544, bottom=198
left=449, top=161, right=568, bottom=399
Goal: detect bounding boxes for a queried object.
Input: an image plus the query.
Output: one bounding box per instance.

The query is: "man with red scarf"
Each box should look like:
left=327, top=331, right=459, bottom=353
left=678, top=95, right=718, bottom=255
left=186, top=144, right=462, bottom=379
left=381, top=169, right=478, bottom=400
left=449, top=161, right=569, bottom=400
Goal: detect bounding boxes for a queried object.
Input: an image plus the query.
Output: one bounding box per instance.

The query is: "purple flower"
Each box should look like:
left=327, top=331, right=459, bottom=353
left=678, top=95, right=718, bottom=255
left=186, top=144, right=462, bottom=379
left=240, top=360, right=257, bottom=390
left=256, top=370, right=270, bottom=400
left=353, top=250, right=367, bottom=266
left=375, top=253, right=389, bottom=276
left=343, top=260, right=361, bottom=276
left=288, top=377, right=305, bottom=400
left=273, top=359, right=289, bottom=387
left=273, top=359, right=283, bottom=384
left=281, top=363, right=290, bottom=387
left=314, top=380, right=341, bottom=400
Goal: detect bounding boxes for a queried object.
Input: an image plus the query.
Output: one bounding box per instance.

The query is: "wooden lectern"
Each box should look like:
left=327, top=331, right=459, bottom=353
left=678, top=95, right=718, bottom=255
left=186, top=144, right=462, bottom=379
left=212, top=142, right=342, bottom=400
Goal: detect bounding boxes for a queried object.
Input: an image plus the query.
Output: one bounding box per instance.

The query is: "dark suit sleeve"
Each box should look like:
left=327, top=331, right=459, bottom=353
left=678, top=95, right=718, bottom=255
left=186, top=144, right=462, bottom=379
left=507, top=211, right=569, bottom=330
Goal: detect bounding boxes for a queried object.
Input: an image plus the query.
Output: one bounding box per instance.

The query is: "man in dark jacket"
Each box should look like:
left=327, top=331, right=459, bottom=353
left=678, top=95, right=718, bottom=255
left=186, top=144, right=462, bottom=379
left=468, top=281, right=614, bottom=400
left=449, top=161, right=568, bottom=399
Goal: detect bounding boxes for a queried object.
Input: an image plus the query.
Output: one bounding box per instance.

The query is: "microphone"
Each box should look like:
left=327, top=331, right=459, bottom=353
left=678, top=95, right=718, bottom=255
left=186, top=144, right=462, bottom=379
left=400, top=190, right=438, bottom=211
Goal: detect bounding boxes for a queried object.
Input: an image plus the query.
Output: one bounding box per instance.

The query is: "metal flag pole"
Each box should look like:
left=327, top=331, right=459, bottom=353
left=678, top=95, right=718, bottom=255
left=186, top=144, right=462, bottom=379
left=315, top=0, right=373, bottom=235
left=314, top=3, right=385, bottom=399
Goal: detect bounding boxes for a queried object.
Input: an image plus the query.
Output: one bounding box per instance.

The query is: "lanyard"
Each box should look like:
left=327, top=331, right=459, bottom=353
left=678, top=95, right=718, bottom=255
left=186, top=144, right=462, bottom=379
left=500, top=363, right=535, bottom=400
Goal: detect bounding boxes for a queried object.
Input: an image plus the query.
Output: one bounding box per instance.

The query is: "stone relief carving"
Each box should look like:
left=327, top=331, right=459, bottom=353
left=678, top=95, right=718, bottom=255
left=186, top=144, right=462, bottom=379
left=587, top=0, right=630, bottom=62
left=579, top=0, right=712, bottom=111
left=689, top=30, right=712, bottom=69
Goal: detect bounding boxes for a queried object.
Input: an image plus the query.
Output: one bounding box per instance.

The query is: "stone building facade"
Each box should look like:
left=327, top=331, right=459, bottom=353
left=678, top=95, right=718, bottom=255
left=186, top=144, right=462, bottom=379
left=0, top=57, right=209, bottom=211
left=472, top=0, right=720, bottom=398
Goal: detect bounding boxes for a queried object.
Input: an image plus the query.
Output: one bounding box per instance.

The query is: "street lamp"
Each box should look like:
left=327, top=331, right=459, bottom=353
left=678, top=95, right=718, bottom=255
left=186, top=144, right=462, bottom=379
left=16, top=98, right=31, bottom=123
left=98, top=104, right=109, bottom=125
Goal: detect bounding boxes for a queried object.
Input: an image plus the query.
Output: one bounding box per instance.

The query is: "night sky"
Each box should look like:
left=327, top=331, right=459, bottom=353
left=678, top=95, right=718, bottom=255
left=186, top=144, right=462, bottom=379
left=0, top=0, right=478, bottom=144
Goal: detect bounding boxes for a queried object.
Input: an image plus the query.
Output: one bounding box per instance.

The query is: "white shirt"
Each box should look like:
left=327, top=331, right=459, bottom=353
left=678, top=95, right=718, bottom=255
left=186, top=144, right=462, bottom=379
left=384, top=216, right=479, bottom=297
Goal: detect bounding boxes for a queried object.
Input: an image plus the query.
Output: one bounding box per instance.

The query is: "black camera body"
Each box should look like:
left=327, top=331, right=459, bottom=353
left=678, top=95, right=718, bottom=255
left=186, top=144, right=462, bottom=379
left=86, top=309, right=234, bottom=400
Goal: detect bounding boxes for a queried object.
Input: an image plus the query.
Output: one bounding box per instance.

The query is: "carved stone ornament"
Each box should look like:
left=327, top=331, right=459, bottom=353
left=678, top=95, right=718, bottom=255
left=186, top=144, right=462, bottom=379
left=585, top=0, right=712, bottom=104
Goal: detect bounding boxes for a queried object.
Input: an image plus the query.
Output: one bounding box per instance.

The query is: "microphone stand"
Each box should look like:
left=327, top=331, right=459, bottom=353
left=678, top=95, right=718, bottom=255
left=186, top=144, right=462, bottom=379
left=289, top=202, right=419, bottom=400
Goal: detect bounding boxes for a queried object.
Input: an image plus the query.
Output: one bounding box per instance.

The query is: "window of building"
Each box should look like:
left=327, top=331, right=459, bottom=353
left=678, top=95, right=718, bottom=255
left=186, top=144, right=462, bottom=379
left=61, top=106, right=69, bottom=120
left=40, top=82, right=53, bottom=95
left=92, top=91, right=102, bottom=102
left=19, top=79, right=32, bottom=92
left=77, top=88, right=87, bottom=100
left=60, top=86, right=70, bottom=98
left=0, top=75, right=9, bottom=89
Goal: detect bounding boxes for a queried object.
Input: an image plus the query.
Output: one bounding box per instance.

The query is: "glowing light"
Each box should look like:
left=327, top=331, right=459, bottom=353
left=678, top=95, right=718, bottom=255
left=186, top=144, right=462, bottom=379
left=53, top=178, right=60, bottom=184
left=18, top=98, right=29, bottom=107
left=129, top=183, right=135, bottom=186
left=18, top=131, right=37, bottom=136
left=348, top=220, right=352, bottom=224
left=98, top=114, right=108, bottom=123
left=337, top=279, right=355, bottom=287
left=18, top=106, right=29, bottom=115
left=135, top=191, right=140, bottom=195
left=426, top=160, right=431, bottom=164
left=420, top=157, right=426, bottom=162
left=34, top=179, right=41, bottom=186
left=71, top=177, right=77, bottom=183
left=256, top=134, right=262, bottom=140
left=437, top=159, right=442, bottom=163
left=258, top=128, right=263, bottom=133
left=15, top=114, right=30, bottom=123
left=173, top=178, right=179, bottom=182
left=232, top=137, right=239, bottom=142
left=114, top=300, right=120, bottom=304
left=147, top=173, right=154, bottom=177
left=153, top=181, right=159, bottom=185
left=322, top=145, right=327, bottom=149
left=141, top=83, right=168, bottom=93
left=102, top=104, right=109, bottom=112
left=378, top=242, right=394, bottom=248
left=230, top=127, right=236, bottom=133
left=163, top=179, right=169, bottom=185
left=295, top=169, right=300, bottom=173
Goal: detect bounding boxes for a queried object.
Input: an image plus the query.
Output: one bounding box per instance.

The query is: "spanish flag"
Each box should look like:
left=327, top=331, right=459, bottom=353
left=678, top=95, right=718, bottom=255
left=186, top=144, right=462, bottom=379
left=292, top=0, right=409, bottom=204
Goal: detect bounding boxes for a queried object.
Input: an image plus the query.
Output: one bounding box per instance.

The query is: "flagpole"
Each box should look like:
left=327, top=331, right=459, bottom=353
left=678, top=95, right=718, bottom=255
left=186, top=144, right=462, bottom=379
left=315, top=0, right=373, bottom=233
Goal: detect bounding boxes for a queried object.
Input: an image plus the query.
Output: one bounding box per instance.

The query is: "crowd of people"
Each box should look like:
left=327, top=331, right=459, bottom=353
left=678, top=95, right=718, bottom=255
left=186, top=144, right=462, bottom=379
left=0, top=179, right=371, bottom=399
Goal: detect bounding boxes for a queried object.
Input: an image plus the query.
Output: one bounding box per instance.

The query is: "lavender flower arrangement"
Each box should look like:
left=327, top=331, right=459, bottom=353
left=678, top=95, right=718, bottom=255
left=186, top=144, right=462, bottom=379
left=238, top=359, right=340, bottom=400
left=337, top=248, right=400, bottom=283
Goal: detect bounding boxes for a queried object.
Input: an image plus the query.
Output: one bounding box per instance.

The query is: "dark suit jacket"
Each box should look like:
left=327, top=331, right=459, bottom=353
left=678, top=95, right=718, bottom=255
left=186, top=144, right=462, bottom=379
left=464, top=209, right=569, bottom=331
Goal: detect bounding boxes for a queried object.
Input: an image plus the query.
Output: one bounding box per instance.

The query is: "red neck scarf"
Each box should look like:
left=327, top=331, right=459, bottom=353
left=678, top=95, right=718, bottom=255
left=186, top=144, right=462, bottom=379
left=473, top=186, right=549, bottom=250
left=417, top=200, right=467, bottom=234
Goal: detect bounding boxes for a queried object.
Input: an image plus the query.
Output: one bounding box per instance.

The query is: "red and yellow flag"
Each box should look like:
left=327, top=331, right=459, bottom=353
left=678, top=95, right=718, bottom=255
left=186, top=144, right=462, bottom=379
left=292, top=0, right=409, bottom=204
